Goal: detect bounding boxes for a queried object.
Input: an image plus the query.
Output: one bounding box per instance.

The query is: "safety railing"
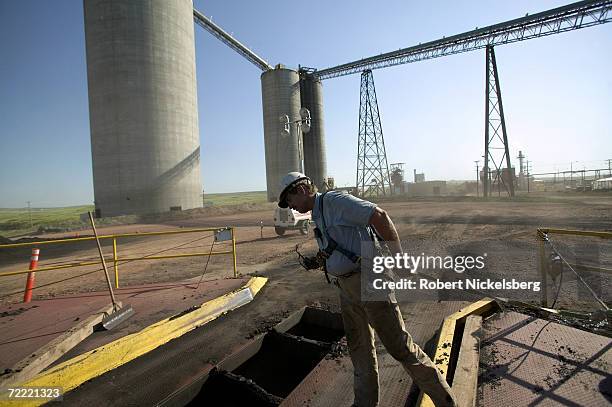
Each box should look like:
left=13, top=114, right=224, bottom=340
left=537, top=228, right=611, bottom=308
left=0, top=227, right=238, bottom=289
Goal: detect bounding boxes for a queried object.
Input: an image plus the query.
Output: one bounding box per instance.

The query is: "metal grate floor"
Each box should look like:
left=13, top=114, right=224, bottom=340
left=479, top=311, right=611, bottom=407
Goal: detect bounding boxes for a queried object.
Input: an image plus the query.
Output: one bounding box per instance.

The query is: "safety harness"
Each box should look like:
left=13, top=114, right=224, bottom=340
left=315, top=192, right=373, bottom=283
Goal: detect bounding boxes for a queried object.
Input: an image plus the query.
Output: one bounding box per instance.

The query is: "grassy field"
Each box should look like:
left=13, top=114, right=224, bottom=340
left=0, top=191, right=269, bottom=238
left=0, top=205, right=94, bottom=238
left=5, top=190, right=603, bottom=239
left=202, top=191, right=267, bottom=206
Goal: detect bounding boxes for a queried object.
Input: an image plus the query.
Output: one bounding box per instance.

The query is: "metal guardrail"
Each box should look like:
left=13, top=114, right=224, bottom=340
left=0, top=227, right=238, bottom=288
left=537, top=227, right=612, bottom=307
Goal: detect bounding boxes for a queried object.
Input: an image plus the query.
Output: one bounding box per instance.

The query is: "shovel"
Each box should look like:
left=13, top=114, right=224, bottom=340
left=88, top=212, right=135, bottom=330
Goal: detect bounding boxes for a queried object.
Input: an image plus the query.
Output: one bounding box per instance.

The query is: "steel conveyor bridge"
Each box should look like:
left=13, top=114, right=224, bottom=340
left=192, top=1, right=611, bottom=76
left=193, top=8, right=273, bottom=71
left=314, top=0, right=611, bottom=79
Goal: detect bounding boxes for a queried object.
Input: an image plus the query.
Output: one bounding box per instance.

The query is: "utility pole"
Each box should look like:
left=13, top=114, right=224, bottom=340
left=607, top=159, right=611, bottom=176
left=517, top=151, right=525, bottom=175
left=27, top=201, right=32, bottom=229
left=526, top=160, right=530, bottom=193
left=474, top=160, right=480, bottom=197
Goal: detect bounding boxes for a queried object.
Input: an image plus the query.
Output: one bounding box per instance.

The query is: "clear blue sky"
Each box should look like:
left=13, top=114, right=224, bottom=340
left=0, top=0, right=610, bottom=207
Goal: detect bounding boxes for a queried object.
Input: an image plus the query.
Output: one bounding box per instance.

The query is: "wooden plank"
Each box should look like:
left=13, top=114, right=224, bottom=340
left=0, top=302, right=118, bottom=388
left=447, top=298, right=495, bottom=322
left=418, top=299, right=496, bottom=407
left=453, top=315, right=482, bottom=407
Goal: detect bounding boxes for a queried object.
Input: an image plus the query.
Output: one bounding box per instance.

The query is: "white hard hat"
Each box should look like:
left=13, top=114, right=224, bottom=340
left=278, top=172, right=310, bottom=208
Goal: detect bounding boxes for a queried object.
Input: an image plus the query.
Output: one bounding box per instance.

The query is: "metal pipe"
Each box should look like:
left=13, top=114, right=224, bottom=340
left=113, top=238, right=119, bottom=288
left=538, top=235, right=548, bottom=307
left=231, top=228, right=237, bottom=278
left=0, top=228, right=224, bottom=249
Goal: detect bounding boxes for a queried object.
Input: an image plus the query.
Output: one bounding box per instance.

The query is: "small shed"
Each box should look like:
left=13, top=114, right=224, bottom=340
left=593, top=176, right=612, bottom=190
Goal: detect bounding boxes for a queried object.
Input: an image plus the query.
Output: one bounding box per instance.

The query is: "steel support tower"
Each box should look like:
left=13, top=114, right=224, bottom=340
left=356, top=70, right=392, bottom=198
left=484, top=46, right=514, bottom=197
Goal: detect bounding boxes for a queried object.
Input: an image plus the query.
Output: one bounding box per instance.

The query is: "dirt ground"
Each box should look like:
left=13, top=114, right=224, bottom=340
left=0, top=192, right=610, bottom=312
left=0, top=192, right=610, bottom=405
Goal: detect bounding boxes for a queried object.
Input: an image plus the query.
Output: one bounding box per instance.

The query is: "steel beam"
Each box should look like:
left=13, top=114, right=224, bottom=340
left=484, top=46, right=514, bottom=197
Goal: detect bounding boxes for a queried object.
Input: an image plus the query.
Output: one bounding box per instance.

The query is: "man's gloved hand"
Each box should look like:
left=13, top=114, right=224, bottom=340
left=301, top=256, right=322, bottom=270
left=295, top=245, right=329, bottom=271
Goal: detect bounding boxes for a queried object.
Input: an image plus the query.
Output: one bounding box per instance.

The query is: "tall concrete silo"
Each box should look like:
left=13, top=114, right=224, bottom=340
left=84, top=0, right=202, bottom=217
left=299, top=71, right=327, bottom=190
left=261, top=65, right=301, bottom=201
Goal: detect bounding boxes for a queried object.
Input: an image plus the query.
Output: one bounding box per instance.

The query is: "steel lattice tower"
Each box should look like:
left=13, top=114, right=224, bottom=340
left=484, top=46, right=515, bottom=197
left=356, top=70, right=392, bottom=197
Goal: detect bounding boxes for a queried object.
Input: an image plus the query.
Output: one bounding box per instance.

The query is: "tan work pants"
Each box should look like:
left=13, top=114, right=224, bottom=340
left=333, top=272, right=457, bottom=407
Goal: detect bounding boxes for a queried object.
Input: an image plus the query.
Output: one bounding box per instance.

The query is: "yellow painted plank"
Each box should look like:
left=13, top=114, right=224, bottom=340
left=247, top=275, right=268, bottom=296
left=446, top=299, right=495, bottom=322
left=418, top=299, right=496, bottom=407
left=0, top=277, right=267, bottom=407
left=0, top=303, right=117, bottom=388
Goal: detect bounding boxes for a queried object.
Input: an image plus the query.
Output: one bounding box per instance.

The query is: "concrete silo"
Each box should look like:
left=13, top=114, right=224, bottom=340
left=299, top=71, right=327, bottom=191
left=84, top=0, right=202, bottom=217
left=260, top=65, right=301, bottom=202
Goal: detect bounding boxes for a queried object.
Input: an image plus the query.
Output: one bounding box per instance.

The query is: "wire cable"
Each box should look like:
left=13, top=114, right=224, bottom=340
left=541, top=232, right=609, bottom=311
left=192, top=238, right=216, bottom=290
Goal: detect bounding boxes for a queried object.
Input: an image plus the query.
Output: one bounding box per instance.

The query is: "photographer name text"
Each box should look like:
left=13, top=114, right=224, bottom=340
left=372, top=278, right=541, bottom=292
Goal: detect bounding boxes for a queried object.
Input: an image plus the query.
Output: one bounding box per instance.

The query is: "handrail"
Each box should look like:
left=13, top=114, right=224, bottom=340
left=0, top=227, right=238, bottom=289
left=0, top=227, right=233, bottom=248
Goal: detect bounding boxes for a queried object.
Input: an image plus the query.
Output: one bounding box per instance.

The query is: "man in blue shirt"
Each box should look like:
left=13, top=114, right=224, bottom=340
left=278, top=172, right=457, bottom=407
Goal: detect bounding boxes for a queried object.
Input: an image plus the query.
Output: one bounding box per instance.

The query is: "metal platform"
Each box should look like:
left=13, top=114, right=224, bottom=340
left=479, top=311, right=611, bottom=406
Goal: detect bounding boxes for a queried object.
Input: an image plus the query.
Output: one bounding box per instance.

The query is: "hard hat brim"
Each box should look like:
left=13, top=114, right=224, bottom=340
left=278, top=196, right=289, bottom=208
left=277, top=176, right=309, bottom=208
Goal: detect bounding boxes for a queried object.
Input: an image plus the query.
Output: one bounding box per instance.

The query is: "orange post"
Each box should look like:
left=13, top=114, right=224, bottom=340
left=23, top=248, right=40, bottom=303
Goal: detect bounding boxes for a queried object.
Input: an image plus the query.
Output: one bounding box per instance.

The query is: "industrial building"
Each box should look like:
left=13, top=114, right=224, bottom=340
left=405, top=180, right=448, bottom=197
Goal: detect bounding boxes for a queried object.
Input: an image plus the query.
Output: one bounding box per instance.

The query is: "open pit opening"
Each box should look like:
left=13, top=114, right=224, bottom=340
left=162, top=307, right=345, bottom=407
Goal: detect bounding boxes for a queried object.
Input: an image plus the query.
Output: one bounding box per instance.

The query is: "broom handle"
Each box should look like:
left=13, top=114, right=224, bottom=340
left=88, top=212, right=118, bottom=309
